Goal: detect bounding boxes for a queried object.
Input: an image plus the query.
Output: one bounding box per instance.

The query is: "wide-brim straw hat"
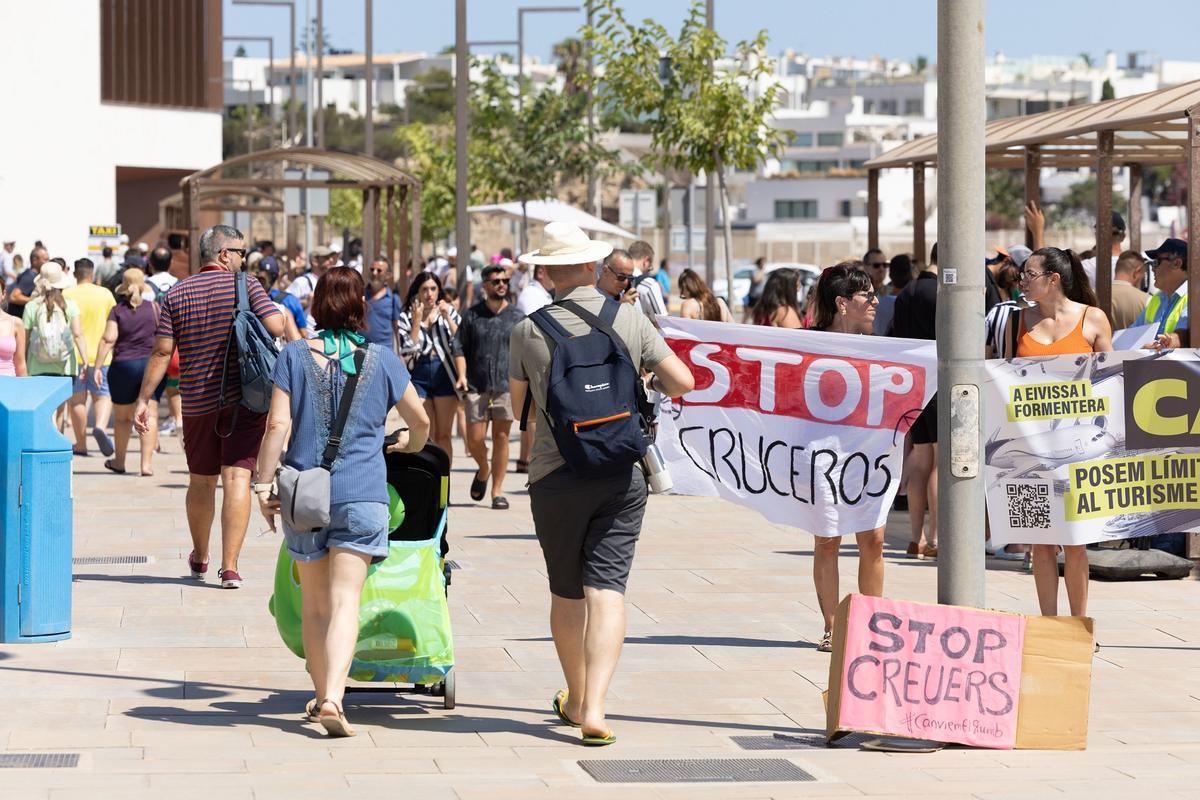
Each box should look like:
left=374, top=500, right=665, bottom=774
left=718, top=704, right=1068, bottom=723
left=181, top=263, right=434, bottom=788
left=518, top=221, right=613, bottom=267
left=35, top=261, right=72, bottom=291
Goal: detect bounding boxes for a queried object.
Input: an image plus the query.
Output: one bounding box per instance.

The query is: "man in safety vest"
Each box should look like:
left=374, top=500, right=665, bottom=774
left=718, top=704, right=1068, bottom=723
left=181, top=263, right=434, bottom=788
left=1138, top=238, right=1189, bottom=350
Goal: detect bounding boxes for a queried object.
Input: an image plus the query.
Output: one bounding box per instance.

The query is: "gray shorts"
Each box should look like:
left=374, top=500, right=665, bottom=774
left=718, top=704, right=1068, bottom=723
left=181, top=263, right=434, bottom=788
left=528, top=465, right=647, bottom=599
left=465, top=391, right=513, bottom=424
left=282, top=501, right=390, bottom=564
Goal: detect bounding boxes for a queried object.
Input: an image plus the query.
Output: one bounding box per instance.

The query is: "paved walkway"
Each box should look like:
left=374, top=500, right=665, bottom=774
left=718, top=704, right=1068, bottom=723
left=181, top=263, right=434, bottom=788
left=2, top=432, right=1199, bottom=799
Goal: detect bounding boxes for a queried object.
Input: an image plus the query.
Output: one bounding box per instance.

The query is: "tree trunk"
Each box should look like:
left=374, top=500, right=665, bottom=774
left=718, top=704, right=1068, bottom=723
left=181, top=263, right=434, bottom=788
left=715, top=152, right=735, bottom=307
left=521, top=198, right=529, bottom=255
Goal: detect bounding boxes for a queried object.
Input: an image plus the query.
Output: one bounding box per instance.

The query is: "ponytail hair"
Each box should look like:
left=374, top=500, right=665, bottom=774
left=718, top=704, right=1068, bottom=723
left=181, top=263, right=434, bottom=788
left=812, top=262, right=873, bottom=330
left=1030, top=246, right=1097, bottom=307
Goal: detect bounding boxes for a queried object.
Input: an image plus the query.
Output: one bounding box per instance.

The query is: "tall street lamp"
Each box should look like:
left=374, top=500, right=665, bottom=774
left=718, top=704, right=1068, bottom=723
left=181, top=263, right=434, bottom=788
left=517, top=5, right=580, bottom=110
left=231, top=0, right=296, bottom=144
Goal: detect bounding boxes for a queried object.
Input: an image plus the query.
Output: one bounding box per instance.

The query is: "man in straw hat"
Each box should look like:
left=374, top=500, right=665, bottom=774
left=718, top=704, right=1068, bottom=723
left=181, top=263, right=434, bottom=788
left=509, top=221, right=695, bottom=746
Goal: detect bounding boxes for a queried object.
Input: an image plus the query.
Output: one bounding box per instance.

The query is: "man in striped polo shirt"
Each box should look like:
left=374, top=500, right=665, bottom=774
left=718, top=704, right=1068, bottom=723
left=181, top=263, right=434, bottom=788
left=134, top=225, right=288, bottom=589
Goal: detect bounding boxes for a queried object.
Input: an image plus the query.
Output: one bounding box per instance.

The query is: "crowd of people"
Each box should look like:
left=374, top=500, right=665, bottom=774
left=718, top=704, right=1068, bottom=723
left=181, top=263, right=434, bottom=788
left=0, top=206, right=1188, bottom=737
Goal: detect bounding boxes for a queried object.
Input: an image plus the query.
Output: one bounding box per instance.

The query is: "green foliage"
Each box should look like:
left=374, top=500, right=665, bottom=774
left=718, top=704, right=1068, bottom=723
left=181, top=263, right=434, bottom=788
left=327, top=188, right=364, bottom=234
left=985, top=170, right=1024, bottom=229
left=466, top=58, right=628, bottom=248
left=553, top=37, right=586, bottom=97
left=1053, top=176, right=1127, bottom=226
left=585, top=1, right=783, bottom=179
left=393, top=123, right=460, bottom=242
left=914, top=55, right=929, bottom=74
left=404, top=68, right=455, bottom=124
left=1101, top=79, right=1116, bottom=101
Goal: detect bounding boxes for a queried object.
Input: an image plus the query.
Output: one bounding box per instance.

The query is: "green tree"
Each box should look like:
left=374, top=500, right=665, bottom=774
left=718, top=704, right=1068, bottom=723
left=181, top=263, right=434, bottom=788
left=553, top=37, right=586, bottom=96
left=1101, top=79, right=1116, bottom=101
left=404, top=68, right=455, bottom=125
left=1078, top=52, right=1093, bottom=68
left=327, top=188, right=364, bottom=234
left=393, top=123, right=460, bottom=243
left=914, top=54, right=929, bottom=74
left=1055, top=176, right=1127, bottom=226
left=985, top=169, right=1024, bottom=229
left=469, top=59, right=626, bottom=251
left=586, top=0, right=782, bottom=296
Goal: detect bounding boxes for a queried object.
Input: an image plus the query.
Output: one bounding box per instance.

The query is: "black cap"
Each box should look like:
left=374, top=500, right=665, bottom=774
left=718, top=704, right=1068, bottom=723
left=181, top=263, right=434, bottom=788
left=1145, top=238, right=1187, bottom=261
left=1110, top=211, right=1126, bottom=233
left=480, top=263, right=507, bottom=280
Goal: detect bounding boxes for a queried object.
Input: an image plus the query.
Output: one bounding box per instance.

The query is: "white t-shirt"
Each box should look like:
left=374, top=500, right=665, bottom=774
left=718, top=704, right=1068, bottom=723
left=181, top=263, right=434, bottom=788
left=286, top=272, right=320, bottom=329
left=633, top=270, right=668, bottom=318
left=0, top=250, right=16, bottom=282
left=147, top=272, right=178, bottom=296
left=1081, top=255, right=1118, bottom=291
left=517, top=281, right=553, bottom=315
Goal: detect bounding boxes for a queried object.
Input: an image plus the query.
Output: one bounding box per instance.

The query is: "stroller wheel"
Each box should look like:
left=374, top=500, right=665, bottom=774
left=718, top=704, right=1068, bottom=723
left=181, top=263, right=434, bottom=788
left=443, top=671, right=456, bottom=710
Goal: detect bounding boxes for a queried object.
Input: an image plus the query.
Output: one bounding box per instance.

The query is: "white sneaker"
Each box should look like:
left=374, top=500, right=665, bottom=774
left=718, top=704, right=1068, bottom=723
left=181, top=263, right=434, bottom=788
left=159, top=419, right=177, bottom=436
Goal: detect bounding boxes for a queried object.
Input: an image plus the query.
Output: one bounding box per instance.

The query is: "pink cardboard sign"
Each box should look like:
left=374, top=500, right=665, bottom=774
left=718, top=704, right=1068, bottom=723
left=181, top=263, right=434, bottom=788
left=835, top=595, right=1026, bottom=748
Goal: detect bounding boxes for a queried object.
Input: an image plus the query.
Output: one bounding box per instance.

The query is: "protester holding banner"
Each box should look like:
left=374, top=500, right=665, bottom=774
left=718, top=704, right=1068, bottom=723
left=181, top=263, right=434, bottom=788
left=1015, top=247, right=1112, bottom=621
left=807, top=264, right=886, bottom=652
left=751, top=269, right=803, bottom=328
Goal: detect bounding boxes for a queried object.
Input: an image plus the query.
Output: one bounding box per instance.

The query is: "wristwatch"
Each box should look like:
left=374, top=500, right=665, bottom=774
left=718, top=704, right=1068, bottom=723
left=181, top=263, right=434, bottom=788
left=253, top=482, right=274, bottom=494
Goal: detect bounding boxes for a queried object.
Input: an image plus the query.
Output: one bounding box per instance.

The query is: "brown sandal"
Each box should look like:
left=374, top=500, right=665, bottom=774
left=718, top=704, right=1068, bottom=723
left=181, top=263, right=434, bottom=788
left=317, top=699, right=356, bottom=737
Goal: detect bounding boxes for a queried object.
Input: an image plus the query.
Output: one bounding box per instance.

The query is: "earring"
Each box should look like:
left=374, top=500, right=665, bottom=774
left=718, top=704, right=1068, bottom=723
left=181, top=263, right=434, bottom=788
left=840, top=306, right=847, bottom=315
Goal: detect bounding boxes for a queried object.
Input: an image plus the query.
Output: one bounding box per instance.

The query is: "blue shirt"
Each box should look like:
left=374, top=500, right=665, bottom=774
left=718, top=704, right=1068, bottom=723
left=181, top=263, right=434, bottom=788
left=1135, top=280, right=1189, bottom=335
left=273, top=341, right=410, bottom=505
left=271, top=289, right=308, bottom=333
left=364, top=288, right=402, bottom=347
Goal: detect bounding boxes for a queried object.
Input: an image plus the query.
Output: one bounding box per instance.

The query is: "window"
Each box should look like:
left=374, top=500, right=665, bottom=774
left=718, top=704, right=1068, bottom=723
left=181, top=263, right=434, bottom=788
left=847, top=159, right=867, bottom=169
left=878, top=99, right=898, bottom=116
left=817, top=132, right=844, bottom=147
left=796, top=160, right=829, bottom=173
left=904, top=99, right=924, bottom=116
left=788, top=131, right=814, bottom=147
left=775, top=200, right=818, bottom=219
left=839, top=200, right=863, bottom=218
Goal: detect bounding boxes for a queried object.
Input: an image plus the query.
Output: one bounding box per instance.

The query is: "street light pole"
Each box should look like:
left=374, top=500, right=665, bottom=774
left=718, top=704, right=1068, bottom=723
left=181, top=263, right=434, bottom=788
left=704, top=0, right=715, bottom=286
left=365, top=0, right=374, bottom=157
left=936, top=0, right=987, bottom=608
left=516, top=6, right=580, bottom=111
left=316, top=0, right=324, bottom=148
left=455, top=0, right=469, bottom=289
left=304, top=0, right=314, bottom=263
left=231, top=0, right=296, bottom=143
left=586, top=0, right=600, bottom=217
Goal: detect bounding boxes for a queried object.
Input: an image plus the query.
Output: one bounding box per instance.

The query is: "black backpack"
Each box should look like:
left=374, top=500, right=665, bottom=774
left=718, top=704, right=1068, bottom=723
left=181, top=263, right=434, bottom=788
left=217, top=272, right=279, bottom=431
left=521, top=298, right=650, bottom=478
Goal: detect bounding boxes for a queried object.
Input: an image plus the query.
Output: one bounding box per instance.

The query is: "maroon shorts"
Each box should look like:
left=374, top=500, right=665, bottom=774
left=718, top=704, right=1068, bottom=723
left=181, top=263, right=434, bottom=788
left=181, top=408, right=267, bottom=476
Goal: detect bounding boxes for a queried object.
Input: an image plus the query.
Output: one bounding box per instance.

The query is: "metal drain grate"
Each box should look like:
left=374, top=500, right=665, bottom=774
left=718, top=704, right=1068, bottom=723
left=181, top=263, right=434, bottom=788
left=579, top=758, right=814, bottom=784
left=0, top=753, right=80, bottom=769
left=73, top=556, right=149, bottom=565
left=732, top=732, right=875, bottom=750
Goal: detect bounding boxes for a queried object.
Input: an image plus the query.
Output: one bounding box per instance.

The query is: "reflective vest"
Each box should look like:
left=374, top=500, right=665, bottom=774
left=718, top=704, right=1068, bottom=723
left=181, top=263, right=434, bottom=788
left=1144, top=291, right=1188, bottom=334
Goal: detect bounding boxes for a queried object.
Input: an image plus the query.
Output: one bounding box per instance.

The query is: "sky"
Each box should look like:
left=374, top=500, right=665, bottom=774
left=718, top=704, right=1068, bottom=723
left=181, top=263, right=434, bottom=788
left=223, top=0, right=1200, bottom=67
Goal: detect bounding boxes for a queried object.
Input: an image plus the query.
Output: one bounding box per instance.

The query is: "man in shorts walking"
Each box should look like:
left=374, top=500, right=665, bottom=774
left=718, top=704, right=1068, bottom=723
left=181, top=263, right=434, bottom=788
left=134, top=225, right=288, bottom=588
left=457, top=263, right=524, bottom=509
left=509, top=222, right=694, bottom=745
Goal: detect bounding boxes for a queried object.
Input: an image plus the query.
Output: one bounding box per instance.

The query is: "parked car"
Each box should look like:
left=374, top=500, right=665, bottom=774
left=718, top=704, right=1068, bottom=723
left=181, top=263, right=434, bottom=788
left=711, top=262, right=821, bottom=309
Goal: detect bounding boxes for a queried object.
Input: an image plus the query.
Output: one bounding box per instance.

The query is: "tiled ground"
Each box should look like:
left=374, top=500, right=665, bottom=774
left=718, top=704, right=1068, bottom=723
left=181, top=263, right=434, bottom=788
left=2, top=431, right=1198, bottom=799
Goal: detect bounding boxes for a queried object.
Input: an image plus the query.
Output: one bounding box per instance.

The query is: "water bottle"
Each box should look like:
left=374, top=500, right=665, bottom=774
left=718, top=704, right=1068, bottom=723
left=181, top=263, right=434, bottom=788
left=641, top=442, right=673, bottom=494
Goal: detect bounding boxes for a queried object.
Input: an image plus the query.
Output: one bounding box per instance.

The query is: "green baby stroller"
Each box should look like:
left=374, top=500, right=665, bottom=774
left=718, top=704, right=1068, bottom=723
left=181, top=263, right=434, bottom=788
left=268, top=442, right=456, bottom=707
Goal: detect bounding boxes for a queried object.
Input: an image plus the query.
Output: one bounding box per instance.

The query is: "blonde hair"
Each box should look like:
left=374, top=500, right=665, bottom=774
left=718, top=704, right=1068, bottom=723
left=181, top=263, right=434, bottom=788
left=118, top=267, right=147, bottom=308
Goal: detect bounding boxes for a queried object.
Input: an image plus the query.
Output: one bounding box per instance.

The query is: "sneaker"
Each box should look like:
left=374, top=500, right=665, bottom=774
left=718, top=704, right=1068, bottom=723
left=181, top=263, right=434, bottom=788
left=994, top=547, right=1026, bottom=562
left=817, top=631, right=833, bottom=653
left=159, top=419, right=177, bottom=437
left=218, top=568, right=243, bottom=589
left=906, top=542, right=920, bottom=558
left=187, top=551, right=208, bottom=581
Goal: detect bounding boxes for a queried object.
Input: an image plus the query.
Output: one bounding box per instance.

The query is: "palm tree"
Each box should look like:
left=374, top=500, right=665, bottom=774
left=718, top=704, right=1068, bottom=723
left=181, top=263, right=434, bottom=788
left=554, top=37, right=586, bottom=97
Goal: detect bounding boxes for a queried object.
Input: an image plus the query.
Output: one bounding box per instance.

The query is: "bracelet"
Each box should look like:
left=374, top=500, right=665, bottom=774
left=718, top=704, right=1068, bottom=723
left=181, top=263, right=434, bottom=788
left=252, top=482, right=274, bottom=494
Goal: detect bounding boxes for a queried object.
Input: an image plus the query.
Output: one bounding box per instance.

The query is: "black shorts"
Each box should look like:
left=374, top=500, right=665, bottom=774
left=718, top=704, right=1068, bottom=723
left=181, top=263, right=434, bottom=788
left=911, top=394, right=938, bottom=445
left=528, top=465, right=647, bottom=599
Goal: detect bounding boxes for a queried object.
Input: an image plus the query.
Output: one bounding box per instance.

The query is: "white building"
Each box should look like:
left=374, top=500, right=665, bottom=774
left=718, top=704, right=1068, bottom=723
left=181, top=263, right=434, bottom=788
left=0, top=0, right=224, bottom=260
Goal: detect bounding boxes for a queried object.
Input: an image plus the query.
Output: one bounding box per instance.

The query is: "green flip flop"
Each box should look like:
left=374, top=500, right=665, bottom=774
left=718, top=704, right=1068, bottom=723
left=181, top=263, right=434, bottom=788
left=552, top=689, right=580, bottom=728
left=581, top=729, right=617, bottom=746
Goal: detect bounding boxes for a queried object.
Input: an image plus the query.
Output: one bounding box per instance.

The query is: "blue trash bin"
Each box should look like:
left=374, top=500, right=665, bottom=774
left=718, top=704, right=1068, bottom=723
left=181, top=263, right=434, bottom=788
left=0, top=376, right=74, bottom=643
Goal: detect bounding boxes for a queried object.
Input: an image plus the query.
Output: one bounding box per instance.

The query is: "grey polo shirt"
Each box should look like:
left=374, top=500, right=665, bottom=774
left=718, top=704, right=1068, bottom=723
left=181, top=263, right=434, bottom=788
left=509, top=284, right=673, bottom=484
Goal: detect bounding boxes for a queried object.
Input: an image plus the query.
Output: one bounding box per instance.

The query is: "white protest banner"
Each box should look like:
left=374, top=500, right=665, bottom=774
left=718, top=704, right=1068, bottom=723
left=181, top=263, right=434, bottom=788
left=1111, top=323, right=1157, bottom=352
left=984, top=348, right=1200, bottom=547
left=656, top=318, right=937, bottom=536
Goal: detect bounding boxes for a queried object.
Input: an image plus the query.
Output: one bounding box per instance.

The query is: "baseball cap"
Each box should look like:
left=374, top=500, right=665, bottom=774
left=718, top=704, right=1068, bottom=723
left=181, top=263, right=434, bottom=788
left=446, top=246, right=458, bottom=258
left=1145, top=238, right=1187, bottom=261
left=986, top=246, right=1010, bottom=266
left=1110, top=211, right=1127, bottom=233
left=1006, top=245, right=1032, bottom=268
left=312, top=245, right=334, bottom=258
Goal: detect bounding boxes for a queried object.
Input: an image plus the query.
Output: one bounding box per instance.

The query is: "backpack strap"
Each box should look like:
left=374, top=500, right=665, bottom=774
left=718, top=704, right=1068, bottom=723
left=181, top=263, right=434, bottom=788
left=320, top=349, right=367, bottom=470
left=557, top=298, right=636, bottom=367
left=216, top=271, right=248, bottom=439
left=520, top=307, right=572, bottom=433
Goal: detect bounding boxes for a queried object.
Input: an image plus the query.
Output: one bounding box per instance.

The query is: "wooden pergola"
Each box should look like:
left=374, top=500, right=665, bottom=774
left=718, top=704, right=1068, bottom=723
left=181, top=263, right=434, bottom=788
left=864, top=79, right=1200, bottom=329
left=159, top=187, right=282, bottom=235
left=179, top=148, right=422, bottom=291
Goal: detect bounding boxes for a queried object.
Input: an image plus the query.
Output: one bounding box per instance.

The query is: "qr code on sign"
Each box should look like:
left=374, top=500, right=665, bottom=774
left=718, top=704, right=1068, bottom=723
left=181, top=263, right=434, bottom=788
left=1006, top=483, right=1051, bottom=528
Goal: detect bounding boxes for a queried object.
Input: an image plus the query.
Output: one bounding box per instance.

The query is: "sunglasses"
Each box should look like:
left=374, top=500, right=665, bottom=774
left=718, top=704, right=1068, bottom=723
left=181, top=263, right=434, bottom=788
left=223, top=248, right=247, bottom=258
left=484, top=278, right=508, bottom=286
left=370, top=267, right=389, bottom=274
left=606, top=265, right=634, bottom=283
left=850, top=290, right=878, bottom=303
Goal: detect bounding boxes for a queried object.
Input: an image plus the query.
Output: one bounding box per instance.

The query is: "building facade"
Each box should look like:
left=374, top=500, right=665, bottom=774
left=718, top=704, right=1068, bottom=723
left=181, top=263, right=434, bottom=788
left=0, top=0, right=223, bottom=259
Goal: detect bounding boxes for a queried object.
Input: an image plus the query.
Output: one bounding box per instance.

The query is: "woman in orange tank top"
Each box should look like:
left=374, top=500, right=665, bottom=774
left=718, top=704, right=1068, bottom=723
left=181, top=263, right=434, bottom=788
left=1016, top=248, right=1112, bottom=622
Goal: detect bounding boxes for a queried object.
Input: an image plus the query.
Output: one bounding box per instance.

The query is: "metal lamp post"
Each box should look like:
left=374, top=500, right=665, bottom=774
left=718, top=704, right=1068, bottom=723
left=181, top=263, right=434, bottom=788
left=231, top=0, right=296, bottom=143
left=516, top=6, right=580, bottom=110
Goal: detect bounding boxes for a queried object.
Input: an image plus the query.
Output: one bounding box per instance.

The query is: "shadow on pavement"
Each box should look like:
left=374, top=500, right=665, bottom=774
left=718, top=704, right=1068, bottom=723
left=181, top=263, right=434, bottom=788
left=72, top=573, right=221, bottom=588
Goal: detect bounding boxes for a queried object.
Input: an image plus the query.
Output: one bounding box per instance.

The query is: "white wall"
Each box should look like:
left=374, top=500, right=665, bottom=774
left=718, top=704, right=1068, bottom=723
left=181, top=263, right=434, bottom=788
left=0, top=1, right=222, bottom=260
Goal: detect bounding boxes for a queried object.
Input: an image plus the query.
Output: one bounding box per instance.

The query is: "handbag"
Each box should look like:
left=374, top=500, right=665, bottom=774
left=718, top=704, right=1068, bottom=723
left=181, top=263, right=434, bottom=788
left=277, top=348, right=367, bottom=532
